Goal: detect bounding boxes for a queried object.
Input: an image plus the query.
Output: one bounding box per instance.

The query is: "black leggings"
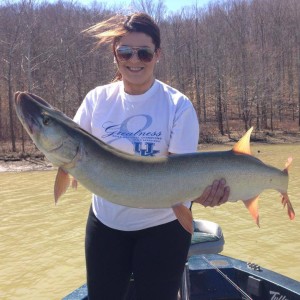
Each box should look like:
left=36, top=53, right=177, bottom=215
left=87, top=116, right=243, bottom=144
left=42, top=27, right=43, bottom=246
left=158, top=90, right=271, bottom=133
left=85, top=206, right=191, bottom=300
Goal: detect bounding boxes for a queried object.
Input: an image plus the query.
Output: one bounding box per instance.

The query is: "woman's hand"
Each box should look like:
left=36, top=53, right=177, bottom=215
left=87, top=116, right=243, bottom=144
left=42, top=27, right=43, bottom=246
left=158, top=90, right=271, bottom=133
left=193, top=179, right=230, bottom=207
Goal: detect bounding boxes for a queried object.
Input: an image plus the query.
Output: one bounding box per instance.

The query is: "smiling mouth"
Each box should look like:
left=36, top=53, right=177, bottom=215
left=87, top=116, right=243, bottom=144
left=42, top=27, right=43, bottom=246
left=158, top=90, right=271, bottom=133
left=127, top=66, right=144, bottom=72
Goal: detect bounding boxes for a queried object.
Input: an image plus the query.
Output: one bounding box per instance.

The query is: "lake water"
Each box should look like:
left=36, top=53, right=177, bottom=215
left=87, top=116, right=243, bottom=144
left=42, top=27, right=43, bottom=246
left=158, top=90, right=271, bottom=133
left=1, top=143, right=300, bottom=299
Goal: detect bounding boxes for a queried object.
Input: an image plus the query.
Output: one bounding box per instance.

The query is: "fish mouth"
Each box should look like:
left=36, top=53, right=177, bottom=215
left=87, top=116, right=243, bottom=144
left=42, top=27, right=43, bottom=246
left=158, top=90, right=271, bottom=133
left=15, top=91, right=53, bottom=108
left=15, top=92, right=51, bottom=135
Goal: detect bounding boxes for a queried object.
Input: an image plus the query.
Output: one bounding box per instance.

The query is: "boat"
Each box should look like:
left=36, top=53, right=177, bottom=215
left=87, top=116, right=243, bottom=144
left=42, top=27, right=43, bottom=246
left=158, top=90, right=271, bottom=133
left=63, top=219, right=300, bottom=300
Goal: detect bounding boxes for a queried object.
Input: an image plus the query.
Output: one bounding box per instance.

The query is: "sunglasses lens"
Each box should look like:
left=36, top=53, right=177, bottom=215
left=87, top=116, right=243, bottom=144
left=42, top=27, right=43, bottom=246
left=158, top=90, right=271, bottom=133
left=137, top=49, right=154, bottom=62
left=116, top=47, right=133, bottom=61
left=116, top=47, right=155, bottom=62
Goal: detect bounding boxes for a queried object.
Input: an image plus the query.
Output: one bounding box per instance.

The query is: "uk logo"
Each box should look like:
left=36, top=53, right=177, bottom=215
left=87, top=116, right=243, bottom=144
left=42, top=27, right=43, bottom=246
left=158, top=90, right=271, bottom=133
left=134, top=142, right=160, bottom=156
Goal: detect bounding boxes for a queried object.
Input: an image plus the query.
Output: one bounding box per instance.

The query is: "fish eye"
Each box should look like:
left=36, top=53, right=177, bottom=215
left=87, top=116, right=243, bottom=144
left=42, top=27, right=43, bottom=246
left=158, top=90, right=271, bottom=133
left=42, top=115, right=51, bottom=126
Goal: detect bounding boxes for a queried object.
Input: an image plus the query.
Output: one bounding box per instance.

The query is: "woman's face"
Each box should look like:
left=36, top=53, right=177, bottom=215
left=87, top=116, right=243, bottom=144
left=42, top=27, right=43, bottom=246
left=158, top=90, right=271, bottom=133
left=114, top=32, right=161, bottom=95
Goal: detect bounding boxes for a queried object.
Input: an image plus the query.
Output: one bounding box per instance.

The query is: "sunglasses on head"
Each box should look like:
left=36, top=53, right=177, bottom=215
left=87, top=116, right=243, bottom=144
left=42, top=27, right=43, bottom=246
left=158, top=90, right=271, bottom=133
left=115, top=46, right=155, bottom=63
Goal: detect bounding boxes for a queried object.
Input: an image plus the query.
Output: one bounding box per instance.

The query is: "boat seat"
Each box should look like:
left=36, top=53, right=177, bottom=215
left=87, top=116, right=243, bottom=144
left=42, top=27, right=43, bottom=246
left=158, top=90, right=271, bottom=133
left=180, top=219, right=224, bottom=300
left=188, top=219, right=224, bottom=257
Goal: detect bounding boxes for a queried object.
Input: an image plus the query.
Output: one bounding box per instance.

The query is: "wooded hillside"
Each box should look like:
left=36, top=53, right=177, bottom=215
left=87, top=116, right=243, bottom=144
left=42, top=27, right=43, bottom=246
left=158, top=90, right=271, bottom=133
left=1, top=0, right=300, bottom=153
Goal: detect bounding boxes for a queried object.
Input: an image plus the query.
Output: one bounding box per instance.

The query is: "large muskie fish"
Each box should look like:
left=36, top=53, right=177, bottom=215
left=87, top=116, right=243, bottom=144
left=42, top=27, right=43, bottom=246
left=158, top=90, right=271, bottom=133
left=14, top=92, right=295, bottom=233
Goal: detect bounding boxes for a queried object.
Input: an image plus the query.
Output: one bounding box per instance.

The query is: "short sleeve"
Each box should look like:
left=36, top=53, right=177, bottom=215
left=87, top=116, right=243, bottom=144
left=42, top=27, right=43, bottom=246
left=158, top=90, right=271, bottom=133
left=73, top=92, right=93, bottom=133
left=168, top=101, right=199, bottom=154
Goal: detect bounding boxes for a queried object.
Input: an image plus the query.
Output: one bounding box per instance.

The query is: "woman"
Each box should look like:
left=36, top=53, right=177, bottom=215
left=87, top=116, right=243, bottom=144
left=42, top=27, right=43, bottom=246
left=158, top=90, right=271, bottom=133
left=74, top=12, right=229, bottom=300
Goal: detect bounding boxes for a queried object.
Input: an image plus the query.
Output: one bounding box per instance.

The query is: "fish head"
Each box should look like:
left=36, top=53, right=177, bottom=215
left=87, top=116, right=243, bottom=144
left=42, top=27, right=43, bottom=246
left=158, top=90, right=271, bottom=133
left=15, top=92, right=81, bottom=167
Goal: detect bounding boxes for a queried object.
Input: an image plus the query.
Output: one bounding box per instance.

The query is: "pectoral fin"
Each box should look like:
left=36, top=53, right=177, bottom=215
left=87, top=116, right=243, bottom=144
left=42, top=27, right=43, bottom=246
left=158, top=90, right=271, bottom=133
left=243, top=196, right=260, bottom=227
left=172, top=204, right=193, bottom=234
left=54, top=167, right=70, bottom=204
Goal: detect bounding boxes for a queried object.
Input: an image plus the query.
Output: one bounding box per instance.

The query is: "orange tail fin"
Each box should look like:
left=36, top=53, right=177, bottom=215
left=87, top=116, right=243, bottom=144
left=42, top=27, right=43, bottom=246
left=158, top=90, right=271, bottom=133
left=284, top=157, right=293, bottom=174
left=282, top=193, right=295, bottom=220
left=282, top=157, right=295, bottom=220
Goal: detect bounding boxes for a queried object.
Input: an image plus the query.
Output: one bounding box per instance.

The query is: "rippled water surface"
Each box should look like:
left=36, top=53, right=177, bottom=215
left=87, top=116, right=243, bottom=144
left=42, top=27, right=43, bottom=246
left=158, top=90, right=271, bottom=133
left=1, top=143, right=300, bottom=299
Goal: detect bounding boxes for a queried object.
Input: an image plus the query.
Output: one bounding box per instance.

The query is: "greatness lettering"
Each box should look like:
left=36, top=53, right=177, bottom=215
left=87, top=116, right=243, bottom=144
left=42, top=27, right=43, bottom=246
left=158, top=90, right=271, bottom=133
left=101, top=115, right=162, bottom=140
left=102, top=125, right=161, bottom=138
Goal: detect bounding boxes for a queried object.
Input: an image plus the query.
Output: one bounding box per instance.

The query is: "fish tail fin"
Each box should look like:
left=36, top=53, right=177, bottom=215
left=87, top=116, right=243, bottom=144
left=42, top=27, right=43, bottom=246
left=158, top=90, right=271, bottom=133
left=54, top=167, right=70, bottom=204
left=243, top=196, right=260, bottom=227
left=172, top=204, right=193, bottom=234
left=283, top=157, right=293, bottom=174
left=282, top=193, right=295, bottom=220
left=282, top=157, right=295, bottom=220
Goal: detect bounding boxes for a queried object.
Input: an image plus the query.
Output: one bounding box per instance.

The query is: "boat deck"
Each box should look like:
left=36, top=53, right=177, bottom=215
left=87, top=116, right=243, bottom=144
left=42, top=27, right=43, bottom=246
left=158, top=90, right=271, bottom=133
left=63, top=220, right=300, bottom=300
left=63, top=254, right=300, bottom=300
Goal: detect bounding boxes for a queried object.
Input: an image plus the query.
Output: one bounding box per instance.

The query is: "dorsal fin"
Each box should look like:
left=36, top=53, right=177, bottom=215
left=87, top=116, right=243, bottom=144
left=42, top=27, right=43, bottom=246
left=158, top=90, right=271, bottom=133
left=232, top=127, right=253, bottom=155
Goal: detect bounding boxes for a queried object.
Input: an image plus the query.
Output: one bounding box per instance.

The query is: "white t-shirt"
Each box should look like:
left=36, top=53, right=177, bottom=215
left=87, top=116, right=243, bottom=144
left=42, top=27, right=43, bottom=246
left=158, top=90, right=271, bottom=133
left=74, top=79, right=199, bottom=231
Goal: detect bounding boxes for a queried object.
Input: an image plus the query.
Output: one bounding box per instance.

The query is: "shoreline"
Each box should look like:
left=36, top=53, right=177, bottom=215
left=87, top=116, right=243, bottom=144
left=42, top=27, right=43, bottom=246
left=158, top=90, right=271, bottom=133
left=1, top=131, right=300, bottom=173
left=0, top=159, right=55, bottom=173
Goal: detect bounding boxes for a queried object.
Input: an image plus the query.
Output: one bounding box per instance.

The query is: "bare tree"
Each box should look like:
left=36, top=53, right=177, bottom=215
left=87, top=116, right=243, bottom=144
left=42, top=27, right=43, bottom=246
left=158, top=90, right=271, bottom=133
left=0, top=0, right=27, bottom=151
left=1, top=0, right=300, bottom=151
left=130, top=0, right=167, bottom=23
